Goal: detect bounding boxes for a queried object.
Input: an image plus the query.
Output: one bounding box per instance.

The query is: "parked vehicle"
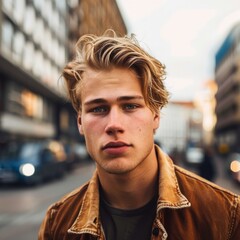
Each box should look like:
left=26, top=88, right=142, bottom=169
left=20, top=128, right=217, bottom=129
left=0, top=140, right=67, bottom=185
left=72, top=143, right=89, bottom=162
left=64, top=142, right=89, bottom=170
left=185, top=147, right=204, bottom=165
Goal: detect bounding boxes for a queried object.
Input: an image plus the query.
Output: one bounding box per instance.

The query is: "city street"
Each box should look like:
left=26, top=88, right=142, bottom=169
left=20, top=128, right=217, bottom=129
left=213, top=156, right=240, bottom=195
left=0, top=159, right=240, bottom=240
left=0, top=162, right=96, bottom=240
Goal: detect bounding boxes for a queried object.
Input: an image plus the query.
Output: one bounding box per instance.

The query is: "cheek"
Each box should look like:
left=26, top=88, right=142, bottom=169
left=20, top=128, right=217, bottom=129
left=82, top=116, right=103, bottom=137
left=133, top=117, right=154, bottom=135
left=141, top=114, right=159, bottom=134
left=137, top=111, right=157, bottom=127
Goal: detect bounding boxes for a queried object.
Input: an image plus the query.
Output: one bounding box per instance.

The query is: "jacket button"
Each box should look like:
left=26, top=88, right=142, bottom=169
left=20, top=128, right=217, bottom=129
left=152, top=227, right=159, bottom=236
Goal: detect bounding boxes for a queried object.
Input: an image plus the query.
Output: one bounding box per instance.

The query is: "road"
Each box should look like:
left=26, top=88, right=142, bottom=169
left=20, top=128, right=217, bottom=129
left=0, top=162, right=96, bottom=240
left=0, top=159, right=239, bottom=240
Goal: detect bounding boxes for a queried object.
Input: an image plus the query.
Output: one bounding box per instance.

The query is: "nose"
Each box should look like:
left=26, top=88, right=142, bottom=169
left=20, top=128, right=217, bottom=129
left=105, top=107, right=124, bottom=135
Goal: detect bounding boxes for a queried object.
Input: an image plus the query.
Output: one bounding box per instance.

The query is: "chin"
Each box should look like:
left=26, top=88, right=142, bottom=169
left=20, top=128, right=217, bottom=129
left=101, top=161, right=138, bottom=175
left=106, top=168, right=132, bottom=175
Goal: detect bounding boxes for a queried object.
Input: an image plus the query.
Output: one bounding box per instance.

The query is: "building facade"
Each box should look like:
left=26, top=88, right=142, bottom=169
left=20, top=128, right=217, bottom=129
left=155, top=101, right=203, bottom=152
left=0, top=0, right=127, bottom=145
left=214, top=22, right=240, bottom=153
left=67, top=0, right=127, bottom=59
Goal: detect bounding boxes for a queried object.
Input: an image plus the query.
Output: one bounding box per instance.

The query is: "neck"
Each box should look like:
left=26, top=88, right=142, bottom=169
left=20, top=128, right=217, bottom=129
left=98, top=152, right=159, bottom=210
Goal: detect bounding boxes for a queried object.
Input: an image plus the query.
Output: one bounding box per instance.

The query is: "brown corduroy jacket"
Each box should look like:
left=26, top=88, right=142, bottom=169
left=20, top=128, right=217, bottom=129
left=38, top=146, right=240, bottom=240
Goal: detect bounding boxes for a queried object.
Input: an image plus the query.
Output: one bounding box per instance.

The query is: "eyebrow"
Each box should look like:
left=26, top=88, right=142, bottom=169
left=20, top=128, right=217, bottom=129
left=84, top=95, right=144, bottom=106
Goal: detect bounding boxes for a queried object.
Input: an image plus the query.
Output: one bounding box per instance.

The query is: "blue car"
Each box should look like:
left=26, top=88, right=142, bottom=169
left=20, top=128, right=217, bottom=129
left=0, top=140, right=67, bottom=185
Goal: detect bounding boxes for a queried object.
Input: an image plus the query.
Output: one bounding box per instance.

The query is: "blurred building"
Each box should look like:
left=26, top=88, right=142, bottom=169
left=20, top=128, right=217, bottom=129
left=68, top=0, right=127, bottom=59
left=155, top=101, right=203, bottom=152
left=0, top=0, right=127, bottom=144
left=195, top=80, right=217, bottom=146
left=214, top=22, right=240, bottom=153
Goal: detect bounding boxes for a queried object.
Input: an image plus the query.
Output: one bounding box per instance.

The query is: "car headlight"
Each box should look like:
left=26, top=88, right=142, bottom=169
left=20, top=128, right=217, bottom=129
left=230, top=160, right=240, bottom=173
left=19, top=163, right=35, bottom=177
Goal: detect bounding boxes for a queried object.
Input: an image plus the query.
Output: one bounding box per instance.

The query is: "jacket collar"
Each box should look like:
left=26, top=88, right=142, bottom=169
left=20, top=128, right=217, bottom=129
left=68, top=145, right=190, bottom=234
left=155, top=146, right=190, bottom=211
left=68, top=170, right=101, bottom=235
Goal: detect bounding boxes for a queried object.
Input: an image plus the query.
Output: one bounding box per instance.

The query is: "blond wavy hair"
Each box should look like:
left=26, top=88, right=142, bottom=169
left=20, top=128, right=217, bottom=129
left=63, top=30, right=169, bottom=114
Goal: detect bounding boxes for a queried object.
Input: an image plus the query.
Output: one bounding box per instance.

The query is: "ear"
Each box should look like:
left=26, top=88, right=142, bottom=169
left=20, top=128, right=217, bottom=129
left=77, top=114, right=84, bottom=135
left=153, top=113, right=160, bottom=131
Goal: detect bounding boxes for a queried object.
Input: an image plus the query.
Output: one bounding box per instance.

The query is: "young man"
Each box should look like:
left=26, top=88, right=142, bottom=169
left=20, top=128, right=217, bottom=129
left=39, top=31, right=240, bottom=240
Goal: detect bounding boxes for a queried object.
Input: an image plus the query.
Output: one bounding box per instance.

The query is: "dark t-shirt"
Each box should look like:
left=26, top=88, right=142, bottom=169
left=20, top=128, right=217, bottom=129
left=100, top=195, right=158, bottom=240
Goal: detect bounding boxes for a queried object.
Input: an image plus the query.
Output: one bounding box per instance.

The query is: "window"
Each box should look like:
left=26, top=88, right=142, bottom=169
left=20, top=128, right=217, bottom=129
left=46, top=29, right=52, bottom=58
left=59, top=18, right=66, bottom=40
left=13, top=0, right=26, bottom=25
left=33, top=0, right=43, bottom=12
left=55, top=0, right=67, bottom=12
left=6, top=82, right=53, bottom=121
left=53, top=38, right=59, bottom=64
left=33, top=18, right=44, bottom=46
left=12, top=31, right=25, bottom=63
left=2, top=0, right=14, bottom=14
left=46, top=1, right=53, bottom=28
left=1, top=19, right=14, bottom=56
left=21, top=90, right=40, bottom=117
left=52, top=67, right=60, bottom=88
left=40, top=0, right=48, bottom=20
left=43, top=59, right=52, bottom=84
left=59, top=46, right=66, bottom=66
left=6, top=82, right=24, bottom=116
left=33, top=50, right=43, bottom=77
left=23, top=41, right=34, bottom=71
left=23, top=6, right=36, bottom=36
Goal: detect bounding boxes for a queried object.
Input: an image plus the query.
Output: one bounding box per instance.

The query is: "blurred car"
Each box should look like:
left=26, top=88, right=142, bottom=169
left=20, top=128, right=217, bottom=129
left=228, top=153, right=240, bottom=184
left=64, top=142, right=89, bottom=170
left=0, top=140, right=67, bottom=185
left=72, top=143, right=89, bottom=161
left=185, top=147, right=204, bottom=165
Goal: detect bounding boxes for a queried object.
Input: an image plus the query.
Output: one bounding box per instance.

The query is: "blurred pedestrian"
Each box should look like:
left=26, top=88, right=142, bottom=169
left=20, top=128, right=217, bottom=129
left=199, top=145, right=216, bottom=182
left=39, top=30, right=240, bottom=240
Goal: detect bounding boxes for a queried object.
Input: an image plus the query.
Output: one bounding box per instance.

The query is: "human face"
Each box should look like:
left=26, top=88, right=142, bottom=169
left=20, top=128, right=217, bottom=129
left=78, top=67, right=159, bottom=175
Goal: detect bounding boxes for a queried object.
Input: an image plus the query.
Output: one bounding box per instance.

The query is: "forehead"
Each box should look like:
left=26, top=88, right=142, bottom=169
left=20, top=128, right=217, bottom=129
left=82, top=67, right=138, bottom=83
left=80, top=68, right=143, bottom=102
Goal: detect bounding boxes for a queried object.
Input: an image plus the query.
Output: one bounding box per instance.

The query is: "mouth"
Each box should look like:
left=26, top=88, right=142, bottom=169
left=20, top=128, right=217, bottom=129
left=102, top=141, right=131, bottom=150
left=101, top=141, right=132, bottom=155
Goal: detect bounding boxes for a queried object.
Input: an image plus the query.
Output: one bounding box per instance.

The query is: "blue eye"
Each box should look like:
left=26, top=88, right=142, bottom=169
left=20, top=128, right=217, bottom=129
left=124, top=104, right=138, bottom=110
left=92, top=106, right=108, bottom=113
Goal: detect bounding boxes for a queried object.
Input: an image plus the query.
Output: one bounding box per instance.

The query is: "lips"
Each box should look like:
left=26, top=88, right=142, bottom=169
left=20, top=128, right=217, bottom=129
left=102, top=141, right=130, bottom=150
left=102, top=141, right=131, bottom=155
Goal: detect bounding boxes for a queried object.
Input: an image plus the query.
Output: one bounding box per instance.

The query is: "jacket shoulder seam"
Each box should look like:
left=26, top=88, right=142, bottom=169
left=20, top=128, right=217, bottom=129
left=175, top=165, right=238, bottom=197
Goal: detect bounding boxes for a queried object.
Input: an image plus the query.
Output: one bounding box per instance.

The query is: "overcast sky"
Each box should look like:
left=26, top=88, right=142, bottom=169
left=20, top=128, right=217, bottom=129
left=116, top=0, right=240, bottom=101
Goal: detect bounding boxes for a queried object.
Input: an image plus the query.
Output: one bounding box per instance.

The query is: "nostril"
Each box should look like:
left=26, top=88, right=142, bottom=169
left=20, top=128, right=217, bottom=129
left=105, top=126, right=124, bottom=135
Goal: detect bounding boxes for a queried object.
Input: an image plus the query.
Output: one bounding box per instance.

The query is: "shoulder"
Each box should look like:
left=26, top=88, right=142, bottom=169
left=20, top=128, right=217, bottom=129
left=39, top=182, right=90, bottom=239
left=168, top=165, right=240, bottom=239
left=174, top=164, right=240, bottom=223
left=42, top=182, right=90, bottom=229
left=175, top=165, right=238, bottom=199
left=48, top=182, right=89, bottom=213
